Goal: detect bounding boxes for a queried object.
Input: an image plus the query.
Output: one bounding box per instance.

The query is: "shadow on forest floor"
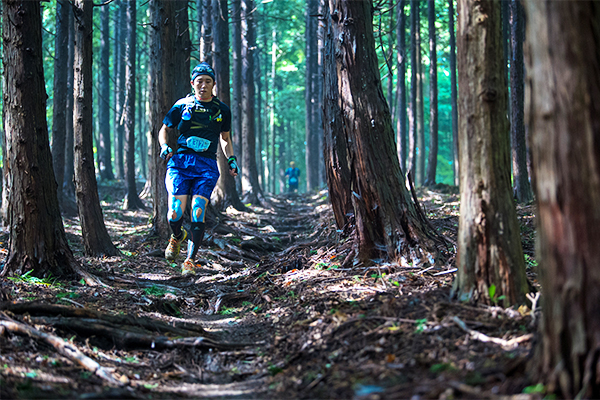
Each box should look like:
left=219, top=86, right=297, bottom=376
left=0, top=181, right=541, bottom=399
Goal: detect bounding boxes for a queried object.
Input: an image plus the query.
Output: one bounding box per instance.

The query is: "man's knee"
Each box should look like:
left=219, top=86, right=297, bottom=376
left=168, top=197, right=184, bottom=222
left=191, top=196, right=209, bottom=223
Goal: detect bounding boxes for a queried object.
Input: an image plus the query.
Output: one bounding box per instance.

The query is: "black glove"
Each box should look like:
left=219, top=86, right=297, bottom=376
left=228, top=155, right=239, bottom=174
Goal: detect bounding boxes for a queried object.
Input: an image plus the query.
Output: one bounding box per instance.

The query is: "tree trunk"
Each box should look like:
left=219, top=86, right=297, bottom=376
left=63, top=4, right=76, bottom=200
left=407, top=0, right=418, bottom=179
left=323, top=0, right=446, bottom=265
left=524, top=1, right=600, bottom=397
left=269, top=29, right=277, bottom=193
left=452, top=0, right=528, bottom=307
left=98, top=3, right=114, bottom=182
left=51, top=0, right=69, bottom=203
left=174, top=1, right=191, bottom=99
left=241, top=0, right=262, bottom=204
left=114, top=2, right=126, bottom=180
left=448, top=0, right=458, bottom=186
left=395, top=0, right=407, bottom=173
left=305, top=0, right=319, bottom=191
left=232, top=0, right=243, bottom=194
left=201, top=0, right=213, bottom=63
left=509, top=0, right=532, bottom=204
left=424, top=0, right=438, bottom=187
left=212, top=0, right=244, bottom=211
left=148, top=0, right=185, bottom=240
left=2, top=0, right=79, bottom=278
left=323, top=14, right=353, bottom=231
left=72, top=0, right=119, bottom=257
left=416, top=27, right=424, bottom=187
left=123, top=0, right=144, bottom=210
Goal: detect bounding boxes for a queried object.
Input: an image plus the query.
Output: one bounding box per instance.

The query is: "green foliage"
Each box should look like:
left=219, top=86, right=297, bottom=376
left=142, top=285, right=169, bottom=297
left=488, top=284, right=506, bottom=306
left=414, top=319, right=427, bottom=334
left=8, top=270, right=59, bottom=287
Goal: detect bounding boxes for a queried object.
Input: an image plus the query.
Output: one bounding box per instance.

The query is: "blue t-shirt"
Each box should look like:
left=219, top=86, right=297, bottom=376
left=286, top=167, right=300, bottom=185
left=163, top=95, right=232, bottom=160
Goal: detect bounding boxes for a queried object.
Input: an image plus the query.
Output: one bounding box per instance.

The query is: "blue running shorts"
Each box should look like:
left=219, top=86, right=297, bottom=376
left=165, top=153, right=219, bottom=199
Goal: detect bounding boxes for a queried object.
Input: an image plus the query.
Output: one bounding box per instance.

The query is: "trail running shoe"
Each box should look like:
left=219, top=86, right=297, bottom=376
left=165, top=228, right=187, bottom=261
left=181, top=259, right=196, bottom=275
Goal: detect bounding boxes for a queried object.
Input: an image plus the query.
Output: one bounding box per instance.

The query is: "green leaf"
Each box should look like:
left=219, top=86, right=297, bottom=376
left=488, top=284, right=497, bottom=300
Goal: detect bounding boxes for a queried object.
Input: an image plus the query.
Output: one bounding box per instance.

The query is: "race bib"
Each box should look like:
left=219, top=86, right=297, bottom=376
left=290, top=177, right=298, bottom=185
left=186, top=136, right=211, bottom=153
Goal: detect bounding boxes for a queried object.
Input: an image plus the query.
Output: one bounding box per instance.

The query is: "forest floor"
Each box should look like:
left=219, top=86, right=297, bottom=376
left=0, top=181, right=542, bottom=400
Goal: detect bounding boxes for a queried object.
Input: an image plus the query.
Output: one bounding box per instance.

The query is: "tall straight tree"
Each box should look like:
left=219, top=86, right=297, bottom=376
left=200, top=0, right=213, bottom=62
left=63, top=5, right=76, bottom=199
left=123, top=0, right=144, bottom=210
left=449, top=0, right=458, bottom=185
left=72, top=0, right=119, bottom=256
left=231, top=0, right=243, bottom=167
left=51, top=0, right=69, bottom=205
left=174, top=1, right=191, bottom=97
left=98, top=3, right=114, bottom=181
left=149, top=0, right=181, bottom=240
left=416, top=11, right=424, bottom=186
left=452, top=0, right=528, bottom=306
left=2, top=0, right=80, bottom=278
left=305, top=0, right=319, bottom=191
left=407, top=0, right=418, bottom=179
left=424, top=0, right=438, bottom=186
left=395, top=0, right=407, bottom=172
left=114, top=2, right=126, bottom=180
left=240, top=0, right=262, bottom=203
left=524, top=1, right=600, bottom=397
left=212, top=0, right=244, bottom=210
left=323, top=0, right=446, bottom=265
left=509, top=0, right=532, bottom=203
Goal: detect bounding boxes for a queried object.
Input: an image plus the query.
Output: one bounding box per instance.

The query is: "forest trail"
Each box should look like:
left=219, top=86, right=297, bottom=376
left=0, top=184, right=539, bottom=399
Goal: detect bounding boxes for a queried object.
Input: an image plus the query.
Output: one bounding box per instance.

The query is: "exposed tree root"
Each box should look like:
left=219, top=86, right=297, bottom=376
left=0, top=301, right=258, bottom=350
left=0, top=315, right=124, bottom=386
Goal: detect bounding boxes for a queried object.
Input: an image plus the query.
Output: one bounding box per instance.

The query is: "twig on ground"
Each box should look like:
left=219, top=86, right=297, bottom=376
left=0, top=316, right=125, bottom=386
left=526, top=292, right=540, bottom=326
left=432, top=268, right=457, bottom=276
left=452, top=316, right=534, bottom=350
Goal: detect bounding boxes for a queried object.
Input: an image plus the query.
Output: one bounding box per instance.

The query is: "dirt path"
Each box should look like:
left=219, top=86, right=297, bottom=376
left=0, top=187, right=539, bottom=399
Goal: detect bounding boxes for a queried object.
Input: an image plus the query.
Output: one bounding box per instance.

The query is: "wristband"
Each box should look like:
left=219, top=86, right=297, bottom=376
left=228, top=155, right=239, bottom=174
left=160, top=143, right=173, bottom=160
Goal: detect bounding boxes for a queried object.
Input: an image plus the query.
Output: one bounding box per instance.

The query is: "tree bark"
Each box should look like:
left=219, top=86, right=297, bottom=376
left=51, top=0, right=69, bottom=203
left=149, top=0, right=179, bottom=240
left=323, top=0, right=446, bottom=265
left=212, top=0, right=244, bottom=211
left=407, top=0, right=418, bottom=179
left=323, top=11, right=353, bottom=231
left=114, top=2, right=126, bottom=180
left=201, top=0, right=213, bottom=63
left=424, top=0, right=438, bottom=187
left=232, top=0, right=243, bottom=171
left=448, top=0, right=458, bottom=186
left=63, top=2, right=76, bottom=200
left=452, top=0, right=529, bottom=306
left=509, top=0, right=532, bottom=203
left=395, top=0, right=407, bottom=173
left=524, top=1, right=600, bottom=397
left=123, top=0, right=144, bottom=210
left=98, top=3, right=114, bottom=182
left=72, top=0, right=119, bottom=257
left=416, top=19, right=424, bottom=187
left=2, top=0, right=79, bottom=278
left=305, top=0, right=319, bottom=191
left=241, top=0, right=262, bottom=204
